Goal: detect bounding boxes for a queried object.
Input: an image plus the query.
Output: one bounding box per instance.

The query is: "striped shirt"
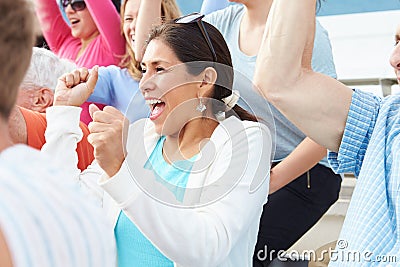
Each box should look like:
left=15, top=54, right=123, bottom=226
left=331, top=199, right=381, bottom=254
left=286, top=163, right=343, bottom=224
left=328, top=90, right=400, bottom=266
left=0, top=145, right=116, bottom=267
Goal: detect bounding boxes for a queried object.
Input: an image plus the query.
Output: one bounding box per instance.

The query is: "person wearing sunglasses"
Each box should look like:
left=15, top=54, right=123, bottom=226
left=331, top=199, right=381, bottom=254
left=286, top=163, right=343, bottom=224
left=34, top=0, right=124, bottom=68
left=62, top=0, right=86, bottom=11
left=42, top=16, right=273, bottom=266
left=34, top=0, right=125, bottom=124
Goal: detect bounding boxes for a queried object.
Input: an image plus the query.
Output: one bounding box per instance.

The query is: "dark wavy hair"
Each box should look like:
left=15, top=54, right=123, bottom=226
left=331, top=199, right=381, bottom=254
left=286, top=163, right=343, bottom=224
left=146, top=21, right=258, bottom=122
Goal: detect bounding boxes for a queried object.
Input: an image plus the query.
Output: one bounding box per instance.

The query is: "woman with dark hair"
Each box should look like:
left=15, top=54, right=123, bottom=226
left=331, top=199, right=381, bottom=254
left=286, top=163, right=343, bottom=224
left=135, top=11, right=341, bottom=266
left=43, top=16, right=273, bottom=266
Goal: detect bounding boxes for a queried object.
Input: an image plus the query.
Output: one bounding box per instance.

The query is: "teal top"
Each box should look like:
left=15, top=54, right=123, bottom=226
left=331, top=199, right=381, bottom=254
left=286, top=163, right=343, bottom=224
left=114, top=136, right=196, bottom=267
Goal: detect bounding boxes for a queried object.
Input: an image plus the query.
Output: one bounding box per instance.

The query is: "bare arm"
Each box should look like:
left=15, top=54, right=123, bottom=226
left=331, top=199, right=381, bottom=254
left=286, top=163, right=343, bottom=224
left=254, top=0, right=353, bottom=152
left=34, top=0, right=72, bottom=53
left=269, top=137, right=326, bottom=194
left=85, top=0, right=125, bottom=56
left=134, top=0, right=162, bottom=62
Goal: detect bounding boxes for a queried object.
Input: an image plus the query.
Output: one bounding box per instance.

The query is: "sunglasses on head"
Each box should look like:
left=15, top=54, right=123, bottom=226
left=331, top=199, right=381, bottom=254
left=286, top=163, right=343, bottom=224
left=174, top=13, right=217, bottom=62
left=61, top=0, right=86, bottom=11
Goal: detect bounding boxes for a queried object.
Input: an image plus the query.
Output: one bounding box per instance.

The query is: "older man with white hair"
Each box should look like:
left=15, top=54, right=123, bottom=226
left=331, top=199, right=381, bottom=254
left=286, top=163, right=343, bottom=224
left=16, top=47, right=76, bottom=112
left=8, top=47, right=94, bottom=170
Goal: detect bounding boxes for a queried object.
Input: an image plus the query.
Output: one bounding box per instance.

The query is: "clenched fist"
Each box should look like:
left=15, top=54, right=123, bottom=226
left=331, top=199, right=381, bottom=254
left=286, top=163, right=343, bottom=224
left=54, top=67, right=98, bottom=107
left=88, top=104, right=130, bottom=177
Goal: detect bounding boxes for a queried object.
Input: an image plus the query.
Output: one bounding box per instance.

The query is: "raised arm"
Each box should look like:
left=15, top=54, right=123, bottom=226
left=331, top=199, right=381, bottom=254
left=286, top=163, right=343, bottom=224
left=86, top=0, right=125, bottom=57
left=134, top=0, right=162, bottom=62
left=269, top=138, right=326, bottom=194
left=254, top=0, right=353, bottom=152
left=42, top=68, right=106, bottom=203
left=34, top=0, right=73, bottom=53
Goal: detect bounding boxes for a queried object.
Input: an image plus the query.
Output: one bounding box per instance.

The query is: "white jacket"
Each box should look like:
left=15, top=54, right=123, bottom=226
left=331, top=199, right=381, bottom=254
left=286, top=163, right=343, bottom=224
left=43, top=106, right=272, bottom=267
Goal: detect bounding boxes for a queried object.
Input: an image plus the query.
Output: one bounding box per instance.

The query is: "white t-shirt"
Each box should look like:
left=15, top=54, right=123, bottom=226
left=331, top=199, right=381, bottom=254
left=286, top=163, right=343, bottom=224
left=0, top=145, right=115, bottom=267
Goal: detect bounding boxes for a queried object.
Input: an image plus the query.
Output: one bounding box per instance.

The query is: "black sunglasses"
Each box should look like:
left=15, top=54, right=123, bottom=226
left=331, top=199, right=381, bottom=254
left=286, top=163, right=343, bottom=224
left=174, top=13, right=217, bottom=62
left=61, top=0, right=86, bottom=11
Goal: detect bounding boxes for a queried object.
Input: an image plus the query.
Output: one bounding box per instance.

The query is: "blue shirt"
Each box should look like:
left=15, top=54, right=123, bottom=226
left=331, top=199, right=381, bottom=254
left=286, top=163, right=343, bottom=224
left=145, top=136, right=196, bottom=202
left=205, top=4, right=337, bottom=167
left=114, top=211, right=173, bottom=267
left=328, top=90, right=400, bottom=266
left=88, top=65, right=149, bottom=123
left=114, top=136, right=196, bottom=266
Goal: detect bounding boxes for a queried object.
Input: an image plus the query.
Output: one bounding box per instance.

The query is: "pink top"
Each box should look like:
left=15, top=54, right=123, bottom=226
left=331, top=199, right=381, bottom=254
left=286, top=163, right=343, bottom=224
left=35, top=0, right=125, bottom=123
left=35, top=0, right=125, bottom=68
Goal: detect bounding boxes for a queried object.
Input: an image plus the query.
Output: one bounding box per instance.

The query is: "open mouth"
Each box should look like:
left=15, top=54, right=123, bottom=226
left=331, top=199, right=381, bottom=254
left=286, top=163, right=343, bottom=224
left=146, top=99, right=166, bottom=120
left=70, top=19, right=80, bottom=25
left=130, top=35, right=135, bottom=46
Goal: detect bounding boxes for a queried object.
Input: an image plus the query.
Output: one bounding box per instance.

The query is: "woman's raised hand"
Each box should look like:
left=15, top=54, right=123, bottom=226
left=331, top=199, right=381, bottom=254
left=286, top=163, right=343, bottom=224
left=87, top=104, right=130, bottom=178
left=54, top=66, right=98, bottom=106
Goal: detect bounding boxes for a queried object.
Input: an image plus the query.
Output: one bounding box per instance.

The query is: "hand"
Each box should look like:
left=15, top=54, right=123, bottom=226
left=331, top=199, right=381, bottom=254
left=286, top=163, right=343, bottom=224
left=87, top=104, right=130, bottom=177
left=54, top=66, right=98, bottom=106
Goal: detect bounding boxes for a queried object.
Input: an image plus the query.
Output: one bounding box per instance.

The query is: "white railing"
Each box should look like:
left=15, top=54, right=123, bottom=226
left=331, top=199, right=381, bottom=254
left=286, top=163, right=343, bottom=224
left=340, top=77, right=398, bottom=96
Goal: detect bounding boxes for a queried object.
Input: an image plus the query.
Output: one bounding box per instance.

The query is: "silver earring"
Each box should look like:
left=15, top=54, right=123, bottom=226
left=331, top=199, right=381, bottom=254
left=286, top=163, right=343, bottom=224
left=215, top=111, right=225, bottom=121
left=196, top=98, right=206, bottom=112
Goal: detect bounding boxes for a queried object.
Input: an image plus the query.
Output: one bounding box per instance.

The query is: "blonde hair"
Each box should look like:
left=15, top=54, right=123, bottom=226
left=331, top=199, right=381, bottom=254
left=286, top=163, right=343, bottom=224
left=0, top=0, right=36, bottom=119
left=119, top=0, right=181, bottom=81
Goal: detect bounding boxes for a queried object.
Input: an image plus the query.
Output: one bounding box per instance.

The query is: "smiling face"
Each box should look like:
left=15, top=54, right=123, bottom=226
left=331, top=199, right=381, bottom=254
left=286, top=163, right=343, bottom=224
left=390, top=25, right=400, bottom=83
left=122, top=0, right=140, bottom=50
left=65, top=2, right=99, bottom=41
left=140, top=39, right=202, bottom=136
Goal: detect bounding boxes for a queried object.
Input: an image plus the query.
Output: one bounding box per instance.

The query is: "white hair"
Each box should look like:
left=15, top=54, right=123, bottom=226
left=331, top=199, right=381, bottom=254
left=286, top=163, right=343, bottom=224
left=20, top=47, right=76, bottom=91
